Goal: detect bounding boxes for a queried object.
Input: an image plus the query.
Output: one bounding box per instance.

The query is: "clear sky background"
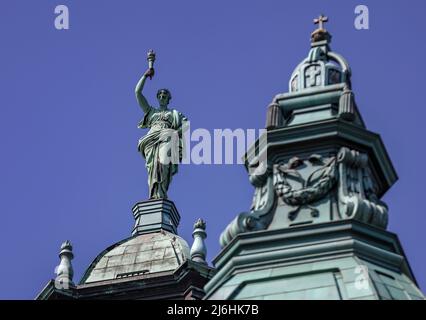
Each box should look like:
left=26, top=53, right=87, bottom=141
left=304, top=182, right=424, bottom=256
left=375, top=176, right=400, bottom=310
left=0, top=0, right=425, bottom=299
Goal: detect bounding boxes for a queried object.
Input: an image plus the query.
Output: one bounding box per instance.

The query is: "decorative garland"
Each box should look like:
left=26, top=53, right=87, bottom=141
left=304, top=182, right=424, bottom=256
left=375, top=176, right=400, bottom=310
left=274, top=156, right=337, bottom=207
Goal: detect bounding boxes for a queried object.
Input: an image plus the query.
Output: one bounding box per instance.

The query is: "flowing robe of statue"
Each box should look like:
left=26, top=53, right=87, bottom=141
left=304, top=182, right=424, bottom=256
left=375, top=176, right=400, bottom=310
left=137, top=107, right=187, bottom=199
left=135, top=50, right=187, bottom=200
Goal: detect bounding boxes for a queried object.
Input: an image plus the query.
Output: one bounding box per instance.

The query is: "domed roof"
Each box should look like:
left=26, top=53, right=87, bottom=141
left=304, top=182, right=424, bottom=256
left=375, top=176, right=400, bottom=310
left=289, top=24, right=351, bottom=93
left=80, top=230, right=190, bottom=284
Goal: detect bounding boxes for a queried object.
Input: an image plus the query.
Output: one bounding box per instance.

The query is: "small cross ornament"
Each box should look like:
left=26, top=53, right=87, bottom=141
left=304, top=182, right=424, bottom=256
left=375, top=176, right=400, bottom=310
left=314, top=14, right=328, bottom=30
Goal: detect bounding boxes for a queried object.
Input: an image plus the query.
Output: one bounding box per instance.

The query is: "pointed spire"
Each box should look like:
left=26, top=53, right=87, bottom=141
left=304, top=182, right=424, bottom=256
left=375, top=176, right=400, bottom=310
left=190, top=219, right=208, bottom=265
left=54, top=240, right=74, bottom=290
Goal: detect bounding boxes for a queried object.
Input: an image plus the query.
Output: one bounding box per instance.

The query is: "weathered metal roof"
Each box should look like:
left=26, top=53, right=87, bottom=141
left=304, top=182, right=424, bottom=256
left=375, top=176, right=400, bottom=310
left=80, top=230, right=190, bottom=284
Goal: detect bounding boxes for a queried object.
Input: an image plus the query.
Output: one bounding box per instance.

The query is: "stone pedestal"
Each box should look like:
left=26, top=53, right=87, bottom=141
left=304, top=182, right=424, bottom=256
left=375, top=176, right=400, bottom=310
left=132, top=199, right=180, bottom=236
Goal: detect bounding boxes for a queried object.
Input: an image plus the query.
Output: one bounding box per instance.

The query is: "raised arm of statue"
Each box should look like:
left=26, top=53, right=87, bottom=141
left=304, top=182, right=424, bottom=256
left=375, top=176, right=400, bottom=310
left=135, top=68, right=154, bottom=114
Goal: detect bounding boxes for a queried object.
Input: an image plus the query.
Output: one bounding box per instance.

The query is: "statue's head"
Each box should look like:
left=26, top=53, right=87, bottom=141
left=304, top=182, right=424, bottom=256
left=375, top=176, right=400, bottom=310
left=157, top=89, right=172, bottom=107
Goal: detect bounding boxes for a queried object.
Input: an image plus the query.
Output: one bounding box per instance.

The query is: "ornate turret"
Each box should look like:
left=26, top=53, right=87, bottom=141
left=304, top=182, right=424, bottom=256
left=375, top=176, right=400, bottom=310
left=222, top=16, right=390, bottom=245
left=205, top=16, right=424, bottom=300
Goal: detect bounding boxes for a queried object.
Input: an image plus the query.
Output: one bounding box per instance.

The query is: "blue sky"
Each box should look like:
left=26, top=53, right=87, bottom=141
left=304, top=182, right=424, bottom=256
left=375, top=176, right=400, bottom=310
left=0, top=0, right=425, bottom=299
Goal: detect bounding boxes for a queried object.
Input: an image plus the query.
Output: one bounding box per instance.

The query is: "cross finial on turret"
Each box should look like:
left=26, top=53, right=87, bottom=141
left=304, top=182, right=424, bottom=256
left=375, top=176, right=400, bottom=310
left=311, top=14, right=331, bottom=44
left=314, top=14, right=328, bottom=30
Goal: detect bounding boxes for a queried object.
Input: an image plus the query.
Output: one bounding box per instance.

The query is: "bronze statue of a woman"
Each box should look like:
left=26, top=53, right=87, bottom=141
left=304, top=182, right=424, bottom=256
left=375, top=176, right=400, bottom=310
left=135, top=50, right=187, bottom=199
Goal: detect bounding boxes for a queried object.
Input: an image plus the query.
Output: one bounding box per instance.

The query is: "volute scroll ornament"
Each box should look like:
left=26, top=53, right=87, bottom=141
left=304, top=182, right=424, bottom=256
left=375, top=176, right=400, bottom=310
left=337, top=147, right=388, bottom=228
left=219, top=174, right=276, bottom=248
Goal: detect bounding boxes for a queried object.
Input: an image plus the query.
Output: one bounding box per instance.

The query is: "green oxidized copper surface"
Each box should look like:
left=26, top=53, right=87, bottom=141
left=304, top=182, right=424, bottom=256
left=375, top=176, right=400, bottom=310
left=135, top=51, right=187, bottom=200
left=206, top=16, right=424, bottom=300
left=219, top=16, right=393, bottom=248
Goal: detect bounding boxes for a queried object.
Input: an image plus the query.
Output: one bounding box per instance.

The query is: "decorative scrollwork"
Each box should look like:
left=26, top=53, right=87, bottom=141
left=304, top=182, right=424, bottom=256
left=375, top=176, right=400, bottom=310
left=219, top=175, right=276, bottom=248
left=337, top=147, right=388, bottom=228
left=220, top=147, right=389, bottom=248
